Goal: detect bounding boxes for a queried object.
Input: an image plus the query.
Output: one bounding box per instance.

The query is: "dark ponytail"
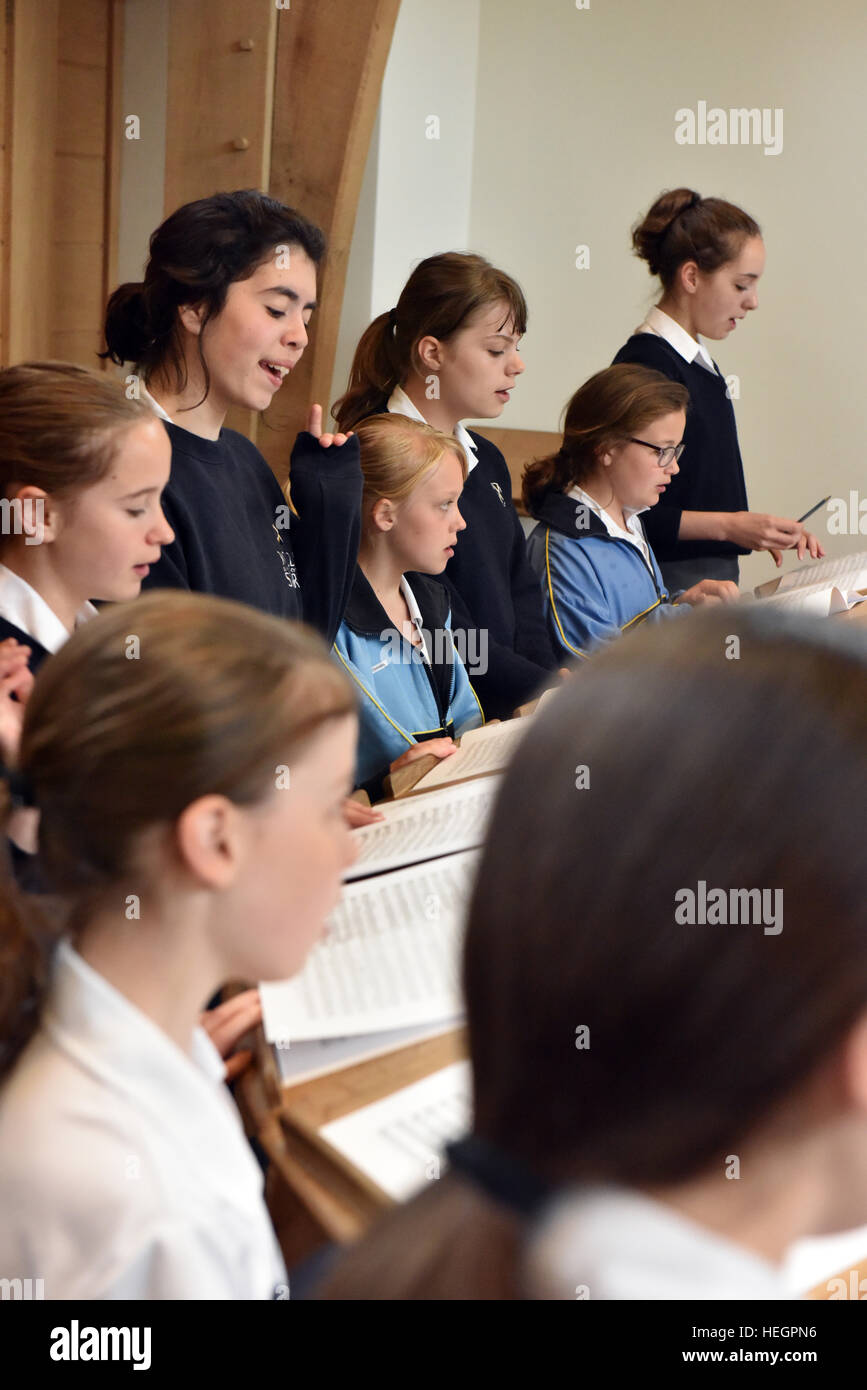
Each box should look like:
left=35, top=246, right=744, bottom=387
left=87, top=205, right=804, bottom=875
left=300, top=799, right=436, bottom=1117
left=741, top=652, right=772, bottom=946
left=631, top=188, right=761, bottom=290
left=100, top=189, right=326, bottom=411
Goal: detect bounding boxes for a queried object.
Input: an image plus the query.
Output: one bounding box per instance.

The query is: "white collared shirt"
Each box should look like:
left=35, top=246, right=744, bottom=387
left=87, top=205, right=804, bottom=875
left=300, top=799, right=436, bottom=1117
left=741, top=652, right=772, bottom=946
left=637, top=305, right=718, bottom=376
left=0, top=564, right=97, bottom=654
left=139, top=381, right=175, bottom=424
left=0, top=940, right=287, bottom=1299
left=400, top=575, right=431, bottom=662
left=525, top=1186, right=791, bottom=1301
left=567, top=485, right=653, bottom=569
left=387, top=384, right=479, bottom=475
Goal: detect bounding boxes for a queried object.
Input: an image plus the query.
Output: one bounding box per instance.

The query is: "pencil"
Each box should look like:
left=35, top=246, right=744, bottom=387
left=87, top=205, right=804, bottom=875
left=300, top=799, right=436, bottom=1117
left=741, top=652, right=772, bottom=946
left=797, top=497, right=830, bottom=524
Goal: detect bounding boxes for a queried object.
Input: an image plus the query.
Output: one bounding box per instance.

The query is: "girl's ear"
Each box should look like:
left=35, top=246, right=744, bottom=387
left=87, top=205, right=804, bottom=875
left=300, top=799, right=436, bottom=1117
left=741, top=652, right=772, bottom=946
left=174, top=795, right=242, bottom=890
left=679, top=259, right=700, bottom=295
left=415, top=334, right=445, bottom=373
left=7, top=485, right=56, bottom=544
left=370, top=497, right=397, bottom=533
left=177, top=302, right=207, bottom=336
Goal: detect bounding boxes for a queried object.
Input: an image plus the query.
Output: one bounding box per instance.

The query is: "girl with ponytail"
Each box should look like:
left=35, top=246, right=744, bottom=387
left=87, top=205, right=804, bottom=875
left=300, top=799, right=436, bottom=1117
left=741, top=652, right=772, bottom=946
left=523, top=363, right=738, bottom=658
left=334, top=252, right=558, bottom=720
left=319, top=608, right=867, bottom=1299
left=613, top=188, right=823, bottom=589
left=0, top=591, right=357, bottom=1298
left=102, top=189, right=363, bottom=649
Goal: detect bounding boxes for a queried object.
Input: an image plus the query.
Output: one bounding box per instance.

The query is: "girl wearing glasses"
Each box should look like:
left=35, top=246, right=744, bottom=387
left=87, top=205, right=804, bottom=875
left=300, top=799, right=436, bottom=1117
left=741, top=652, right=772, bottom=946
left=612, top=189, right=823, bottom=590
left=523, top=364, right=738, bottom=658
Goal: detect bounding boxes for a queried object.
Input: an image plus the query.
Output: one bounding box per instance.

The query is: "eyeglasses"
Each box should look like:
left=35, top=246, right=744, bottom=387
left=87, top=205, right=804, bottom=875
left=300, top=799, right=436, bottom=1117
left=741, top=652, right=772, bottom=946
left=627, top=437, right=686, bottom=469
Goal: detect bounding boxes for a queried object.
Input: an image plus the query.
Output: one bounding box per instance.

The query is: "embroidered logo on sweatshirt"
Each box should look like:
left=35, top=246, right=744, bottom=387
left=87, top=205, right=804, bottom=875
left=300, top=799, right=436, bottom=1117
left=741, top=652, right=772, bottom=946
left=490, top=481, right=506, bottom=506
left=273, top=523, right=300, bottom=588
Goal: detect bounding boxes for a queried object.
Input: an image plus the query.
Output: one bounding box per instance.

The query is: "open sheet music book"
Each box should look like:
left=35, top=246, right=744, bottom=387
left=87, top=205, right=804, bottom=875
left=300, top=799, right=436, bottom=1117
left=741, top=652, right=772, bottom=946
left=757, top=550, right=867, bottom=616
left=260, top=849, right=478, bottom=1044
left=404, top=715, right=531, bottom=795
left=346, top=777, right=500, bottom=881
left=316, top=1060, right=471, bottom=1202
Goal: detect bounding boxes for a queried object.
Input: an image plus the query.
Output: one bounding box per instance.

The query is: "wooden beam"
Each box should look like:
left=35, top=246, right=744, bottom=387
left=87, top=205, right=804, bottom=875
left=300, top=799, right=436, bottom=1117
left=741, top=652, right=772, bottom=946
left=261, top=0, right=401, bottom=483
left=5, top=0, right=59, bottom=362
left=164, top=0, right=278, bottom=440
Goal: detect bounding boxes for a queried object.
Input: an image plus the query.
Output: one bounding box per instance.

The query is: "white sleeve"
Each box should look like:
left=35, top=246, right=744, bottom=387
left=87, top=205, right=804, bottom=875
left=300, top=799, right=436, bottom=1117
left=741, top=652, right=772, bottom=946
left=98, top=1219, right=285, bottom=1301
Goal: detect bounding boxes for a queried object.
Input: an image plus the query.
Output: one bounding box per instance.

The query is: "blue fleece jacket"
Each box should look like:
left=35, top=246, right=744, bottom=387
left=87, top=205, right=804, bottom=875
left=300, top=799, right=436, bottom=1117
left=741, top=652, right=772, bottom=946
left=526, top=490, right=690, bottom=659
left=333, top=567, right=484, bottom=794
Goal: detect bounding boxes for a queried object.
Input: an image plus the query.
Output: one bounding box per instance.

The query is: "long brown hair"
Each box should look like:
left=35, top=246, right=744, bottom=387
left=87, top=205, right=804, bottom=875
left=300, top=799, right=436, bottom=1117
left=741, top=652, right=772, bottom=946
left=632, top=188, right=761, bottom=291
left=332, top=252, right=528, bottom=431
left=321, top=608, right=867, bottom=1298
left=521, top=363, right=689, bottom=514
left=0, top=591, right=354, bottom=1083
left=0, top=362, right=154, bottom=553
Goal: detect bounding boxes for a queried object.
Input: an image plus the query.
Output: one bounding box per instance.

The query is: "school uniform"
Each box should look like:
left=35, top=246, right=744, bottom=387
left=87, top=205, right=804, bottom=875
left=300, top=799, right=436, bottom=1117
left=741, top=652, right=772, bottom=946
left=0, top=939, right=287, bottom=1299
left=0, top=563, right=97, bottom=675
left=525, top=1187, right=790, bottom=1300
left=526, top=485, right=688, bottom=658
left=141, top=388, right=362, bottom=645
left=387, top=387, right=557, bottom=718
left=333, top=565, right=484, bottom=795
left=612, top=306, right=749, bottom=587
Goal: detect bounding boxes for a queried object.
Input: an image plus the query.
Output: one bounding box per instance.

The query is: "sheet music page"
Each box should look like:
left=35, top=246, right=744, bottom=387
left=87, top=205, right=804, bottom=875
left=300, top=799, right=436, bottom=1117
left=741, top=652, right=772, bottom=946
left=273, top=1017, right=462, bottom=1087
left=776, top=550, right=867, bottom=593
left=412, top=717, right=530, bottom=792
left=346, top=778, right=499, bottom=881
left=318, top=1060, right=471, bottom=1201
left=762, top=584, right=867, bottom=615
left=260, top=850, right=479, bottom=1042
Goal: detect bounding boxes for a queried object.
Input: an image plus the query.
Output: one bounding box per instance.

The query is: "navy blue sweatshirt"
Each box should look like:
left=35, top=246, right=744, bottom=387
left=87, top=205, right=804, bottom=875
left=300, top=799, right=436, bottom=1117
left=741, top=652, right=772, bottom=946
left=612, top=334, right=750, bottom=564
left=143, top=422, right=362, bottom=645
left=0, top=619, right=49, bottom=675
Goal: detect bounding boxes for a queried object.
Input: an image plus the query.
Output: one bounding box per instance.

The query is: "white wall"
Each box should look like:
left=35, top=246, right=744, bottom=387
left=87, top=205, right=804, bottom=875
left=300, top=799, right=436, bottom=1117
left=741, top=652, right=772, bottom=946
left=330, top=0, right=481, bottom=412
left=466, top=0, right=867, bottom=587
left=116, top=0, right=168, bottom=284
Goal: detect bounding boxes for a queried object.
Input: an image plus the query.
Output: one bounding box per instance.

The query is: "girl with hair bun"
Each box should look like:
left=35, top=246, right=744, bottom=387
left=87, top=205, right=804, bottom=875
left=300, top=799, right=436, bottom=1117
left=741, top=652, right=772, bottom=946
left=334, top=252, right=558, bottom=721
left=0, top=590, right=358, bottom=1298
left=613, top=188, right=823, bottom=589
left=102, top=189, right=363, bottom=648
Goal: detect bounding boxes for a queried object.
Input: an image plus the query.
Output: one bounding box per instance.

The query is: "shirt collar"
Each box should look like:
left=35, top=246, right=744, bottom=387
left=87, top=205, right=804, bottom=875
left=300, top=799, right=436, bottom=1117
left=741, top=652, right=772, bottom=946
left=526, top=1185, right=791, bottom=1300
left=567, top=485, right=648, bottom=530
left=0, top=565, right=98, bottom=654
left=639, top=305, right=718, bottom=374
left=139, top=382, right=175, bottom=425
left=42, top=940, right=264, bottom=1208
left=387, top=384, right=479, bottom=475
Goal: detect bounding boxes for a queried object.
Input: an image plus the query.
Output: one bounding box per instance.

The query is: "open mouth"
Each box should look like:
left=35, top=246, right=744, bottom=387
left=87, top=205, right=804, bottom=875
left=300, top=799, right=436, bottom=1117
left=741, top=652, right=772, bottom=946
left=259, top=360, right=292, bottom=386
left=495, top=389, right=510, bottom=400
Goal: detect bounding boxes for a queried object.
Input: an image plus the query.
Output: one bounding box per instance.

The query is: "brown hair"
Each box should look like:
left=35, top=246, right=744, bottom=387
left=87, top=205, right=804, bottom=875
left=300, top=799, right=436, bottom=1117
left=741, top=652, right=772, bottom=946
left=321, top=608, right=867, bottom=1298
left=522, top=363, right=689, bottom=514
left=100, top=190, right=325, bottom=412
left=632, top=188, right=761, bottom=291
left=0, top=362, right=154, bottom=551
left=332, top=252, right=528, bottom=431
left=353, top=414, right=467, bottom=521
left=0, top=590, right=354, bottom=1082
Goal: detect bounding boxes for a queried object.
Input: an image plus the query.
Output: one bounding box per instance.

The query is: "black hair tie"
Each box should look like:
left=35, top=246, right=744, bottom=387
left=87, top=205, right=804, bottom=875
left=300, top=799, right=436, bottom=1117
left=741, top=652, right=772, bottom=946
left=446, top=1135, right=554, bottom=1219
